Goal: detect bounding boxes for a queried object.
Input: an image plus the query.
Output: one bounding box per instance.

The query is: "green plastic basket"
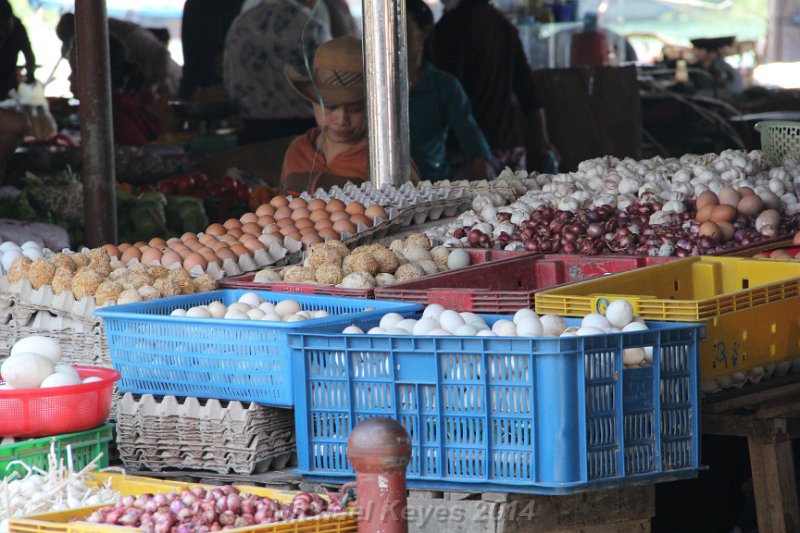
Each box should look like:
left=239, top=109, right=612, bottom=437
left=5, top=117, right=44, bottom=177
left=755, top=120, right=800, bottom=165
left=0, top=424, right=113, bottom=479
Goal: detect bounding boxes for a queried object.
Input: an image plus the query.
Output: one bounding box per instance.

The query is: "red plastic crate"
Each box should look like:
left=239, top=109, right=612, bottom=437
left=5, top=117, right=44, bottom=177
left=218, top=249, right=536, bottom=298
left=752, top=245, right=800, bottom=258
left=373, top=254, right=677, bottom=313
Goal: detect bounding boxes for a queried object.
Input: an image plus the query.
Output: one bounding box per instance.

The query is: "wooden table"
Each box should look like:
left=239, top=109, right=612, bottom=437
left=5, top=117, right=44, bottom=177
left=702, top=372, right=800, bottom=532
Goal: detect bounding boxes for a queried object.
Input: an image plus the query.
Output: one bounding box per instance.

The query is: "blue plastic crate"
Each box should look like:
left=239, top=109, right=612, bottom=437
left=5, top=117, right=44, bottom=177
left=288, top=315, right=703, bottom=494
left=94, top=290, right=421, bottom=407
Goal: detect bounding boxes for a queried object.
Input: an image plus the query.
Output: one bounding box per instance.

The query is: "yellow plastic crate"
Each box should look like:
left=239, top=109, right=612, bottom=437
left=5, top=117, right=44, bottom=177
left=534, top=256, right=800, bottom=380
left=9, top=473, right=357, bottom=533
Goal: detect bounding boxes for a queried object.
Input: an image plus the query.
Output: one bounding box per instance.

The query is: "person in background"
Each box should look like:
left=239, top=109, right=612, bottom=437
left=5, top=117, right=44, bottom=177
left=434, top=0, right=556, bottom=173
left=406, top=0, right=492, bottom=181
left=0, top=108, right=28, bottom=180
left=180, top=0, right=245, bottom=99
left=240, top=0, right=359, bottom=38
left=57, top=13, right=181, bottom=105
left=0, top=0, right=35, bottom=98
left=281, top=36, right=418, bottom=195
left=67, top=36, right=163, bottom=146
left=224, top=0, right=331, bottom=144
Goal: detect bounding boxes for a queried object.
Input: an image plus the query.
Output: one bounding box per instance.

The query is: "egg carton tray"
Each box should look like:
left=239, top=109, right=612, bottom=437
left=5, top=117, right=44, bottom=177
left=701, top=356, right=800, bottom=395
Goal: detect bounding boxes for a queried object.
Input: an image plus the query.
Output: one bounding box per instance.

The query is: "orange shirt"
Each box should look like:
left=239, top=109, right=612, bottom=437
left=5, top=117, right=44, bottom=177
left=280, top=128, right=368, bottom=196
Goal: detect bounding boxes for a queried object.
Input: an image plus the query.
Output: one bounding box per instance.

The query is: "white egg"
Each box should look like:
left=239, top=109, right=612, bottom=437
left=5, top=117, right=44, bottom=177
left=643, top=347, right=653, bottom=364
left=228, top=302, right=252, bottom=314
left=581, top=313, right=609, bottom=330
left=208, top=301, right=228, bottom=319
left=516, top=316, right=543, bottom=337
left=446, top=249, right=470, bottom=270
left=426, top=328, right=453, bottom=336
left=20, top=240, right=40, bottom=250
left=476, top=330, right=497, bottom=337
left=412, top=317, right=439, bottom=335
left=83, top=376, right=103, bottom=384
left=11, top=336, right=62, bottom=363
left=170, top=308, right=187, bottom=316
left=380, top=313, right=405, bottom=330
left=560, top=329, right=578, bottom=337
left=459, top=312, right=483, bottom=324
left=275, top=300, right=301, bottom=316
left=422, top=304, right=445, bottom=320
left=0, top=241, right=20, bottom=253
left=1, top=249, right=22, bottom=271
left=622, top=321, right=648, bottom=332
left=246, top=308, right=266, bottom=320
left=285, top=314, right=308, bottom=322
left=1, top=353, right=53, bottom=388
left=606, top=300, right=634, bottom=328
left=40, top=372, right=81, bottom=388
left=495, top=321, right=518, bottom=336
left=540, top=315, right=567, bottom=336
left=385, top=327, right=410, bottom=335
left=224, top=309, right=248, bottom=320
left=22, top=248, right=43, bottom=260
left=367, top=327, right=387, bottom=334
left=313, top=310, right=330, bottom=318
left=623, top=347, right=646, bottom=366
left=0, top=383, right=14, bottom=389
left=491, top=319, right=515, bottom=334
left=439, top=310, right=466, bottom=332
left=258, top=302, right=277, bottom=314
left=396, top=319, right=418, bottom=333
left=342, top=325, right=364, bottom=334
left=468, top=320, right=490, bottom=331
left=453, top=324, right=479, bottom=336
left=260, top=313, right=283, bottom=322
left=186, top=306, right=212, bottom=318
left=54, top=364, right=80, bottom=380
left=295, top=310, right=314, bottom=319
left=576, top=326, right=605, bottom=336
left=238, top=292, right=263, bottom=307
left=604, top=327, right=620, bottom=333
left=513, top=309, right=538, bottom=324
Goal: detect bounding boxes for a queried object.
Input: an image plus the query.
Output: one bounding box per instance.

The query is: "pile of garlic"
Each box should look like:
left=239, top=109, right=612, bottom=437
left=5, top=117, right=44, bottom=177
left=170, top=292, right=332, bottom=322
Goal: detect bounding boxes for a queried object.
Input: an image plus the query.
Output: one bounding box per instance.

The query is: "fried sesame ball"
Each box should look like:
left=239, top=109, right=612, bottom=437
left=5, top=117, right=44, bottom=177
left=51, top=267, right=74, bottom=295
left=305, top=244, right=345, bottom=269
left=7, top=256, right=32, bottom=285
left=126, top=271, right=154, bottom=289
left=404, top=233, right=432, bottom=251
left=138, top=285, right=160, bottom=301
left=71, top=267, right=104, bottom=299
left=51, top=253, right=76, bottom=272
left=395, top=263, right=426, bottom=282
left=283, top=265, right=317, bottom=283
left=147, top=265, right=169, bottom=279
left=315, top=264, right=344, bottom=285
left=372, top=248, right=400, bottom=274
left=127, top=263, right=148, bottom=275
left=168, top=268, right=194, bottom=294
left=89, top=259, right=111, bottom=277
left=254, top=269, right=283, bottom=283
left=94, top=280, right=124, bottom=305
left=70, top=253, right=90, bottom=268
left=88, top=248, right=111, bottom=265
left=430, top=246, right=452, bottom=271
left=323, top=240, right=350, bottom=258
left=375, top=273, right=397, bottom=286
left=337, top=272, right=376, bottom=289
left=153, top=277, right=181, bottom=297
left=394, top=251, right=408, bottom=265
left=109, top=267, right=128, bottom=281
left=117, top=288, right=142, bottom=304
left=402, top=246, right=433, bottom=263
left=192, top=273, right=217, bottom=292
left=348, top=253, right=379, bottom=276
left=27, top=258, right=56, bottom=290
left=389, top=239, right=405, bottom=254
left=110, top=259, right=125, bottom=271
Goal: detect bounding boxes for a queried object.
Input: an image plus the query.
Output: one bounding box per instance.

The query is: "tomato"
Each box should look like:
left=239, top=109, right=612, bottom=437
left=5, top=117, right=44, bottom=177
left=156, top=181, right=176, bottom=196
left=236, top=183, right=252, bottom=204
left=204, top=181, right=225, bottom=198
left=221, top=175, right=239, bottom=195
left=172, top=174, right=196, bottom=195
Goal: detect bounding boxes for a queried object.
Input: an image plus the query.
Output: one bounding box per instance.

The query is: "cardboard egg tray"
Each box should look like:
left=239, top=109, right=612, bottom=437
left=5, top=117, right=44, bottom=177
left=115, top=394, right=296, bottom=475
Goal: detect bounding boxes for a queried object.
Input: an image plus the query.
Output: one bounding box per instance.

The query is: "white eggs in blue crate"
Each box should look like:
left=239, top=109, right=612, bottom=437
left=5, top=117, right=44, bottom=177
left=606, top=299, right=634, bottom=328
left=379, top=312, right=405, bottom=330
left=439, top=310, right=465, bottom=332
left=581, top=313, right=609, bottom=330
left=513, top=308, right=538, bottom=324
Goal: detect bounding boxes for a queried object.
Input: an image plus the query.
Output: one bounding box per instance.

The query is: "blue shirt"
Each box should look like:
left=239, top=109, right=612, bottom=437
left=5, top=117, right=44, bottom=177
left=409, top=62, right=492, bottom=180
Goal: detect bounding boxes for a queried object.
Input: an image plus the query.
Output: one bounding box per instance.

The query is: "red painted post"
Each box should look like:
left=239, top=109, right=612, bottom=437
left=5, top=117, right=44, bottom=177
left=347, top=417, right=412, bottom=533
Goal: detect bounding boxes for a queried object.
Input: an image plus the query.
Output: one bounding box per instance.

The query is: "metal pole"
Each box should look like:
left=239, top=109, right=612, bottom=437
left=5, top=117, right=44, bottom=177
left=363, top=0, right=411, bottom=187
left=76, top=0, right=117, bottom=246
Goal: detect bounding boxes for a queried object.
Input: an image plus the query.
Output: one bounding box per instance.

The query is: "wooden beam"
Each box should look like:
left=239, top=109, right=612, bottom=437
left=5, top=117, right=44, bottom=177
left=748, top=437, right=800, bottom=533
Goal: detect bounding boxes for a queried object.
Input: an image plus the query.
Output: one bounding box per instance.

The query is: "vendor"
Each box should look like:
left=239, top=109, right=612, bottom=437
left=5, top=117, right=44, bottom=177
left=0, top=108, right=28, bottom=181
left=0, top=0, right=35, bottom=98
left=280, top=36, right=418, bottom=195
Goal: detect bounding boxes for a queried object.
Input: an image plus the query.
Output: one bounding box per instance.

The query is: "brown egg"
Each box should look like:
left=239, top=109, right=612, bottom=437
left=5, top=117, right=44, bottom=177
left=301, top=233, right=323, bottom=246
left=201, top=249, right=221, bottom=266
left=696, top=191, right=719, bottom=210
left=243, top=239, right=266, bottom=253
left=215, top=246, right=236, bottom=261
left=227, top=227, right=244, bottom=239
left=166, top=237, right=183, bottom=247
left=207, top=240, right=227, bottom=251
left=710, top=204, right=737, bottom=223
left=255, top=203, right=277, bottom=217
left=717, top=221, right=735, bottom=243
left=183, top=252, right=208, bottom=271
left=737, top=186, right=756, bottom=197
left=314, top=218, right=333, bottom=230
left=295, top=218, right=314, bottom=230
left=276, top=217, right=295, bottom=228
left=219, top=233, right=239, bottom=244
left=257, top=215, right=276, bottom=226
left=118, top=243, right=131, bottom=253
left=241, top=222, right=262, bottom=235
left=161, top=250, right=182, bottom=267
left=205, top=223, right=226, bottom=236
left=738, top=195, right=764, bottom=216
left=274, top=206, right=292, bottom=220
left=264, top=223, right=281, bottom=234
left=149, top=237, right=166, bottom=249
left=365, top=204, right=388, bottom=221
left=181, top=232, right=199, bottom=242
left=308, top=199, right=327, bottom=211
left=186, top=239, right=205, bottom=251
left=259, top=233, right=283, bottom=247
left=718, top=187, right=741, bottom=207
left=291, top=207, right=311, bottom=221
left=141, top=247, right=163, bottom=265
left=333, top=219, right=357, bottom=234
left=695, top=204, right=714, bottom=223
left=299, top=226, right=319, bottom=235
left=240, top=212, right=259, bottom=225
left=698, top=221, right=721, bottom=240
left=318, top=228, right=341, bottom=240
left=330, top=210, right=350, bottom=222
left=345, top=202, right=365, bottom=215
left=120, top=246, right=142, bottom=263
left=286, top=231, right=303, bottom=241
left=349, top=214, right=373, bottom=227
left=310, top=209, right=330, bottom=222
left=325, top=199, right=346, bottom=213
left=269, top=195, right=289, bottom=208
left=133, top=241, right=148, bottom=250
left=174, top=247, right=193, bottom=259
left=279, top=225, right=298, bottom=236
left=103, top=244, right=120, bottom=259
left=770, top=250, right=793, bottom=260
left=288, top=198, right=308, bottom=209
left=199, top=233, right=219, bottom=246
left=196, top=246, right=215, bottom=255
left=223, top=218, right=242, bottom=230
left=230, top=244, right=251, bottom=257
